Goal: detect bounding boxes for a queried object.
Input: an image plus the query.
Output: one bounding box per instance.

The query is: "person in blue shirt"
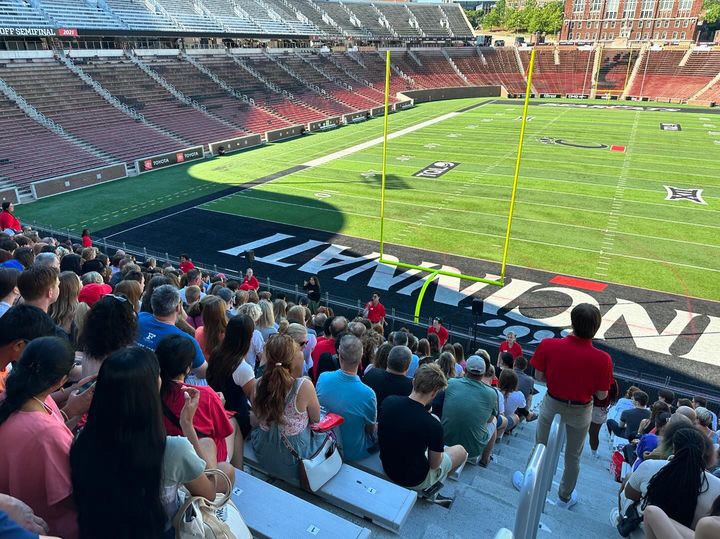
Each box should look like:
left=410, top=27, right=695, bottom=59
left=317, top=334, right=377, bottom=461
left=136, top=284, right=207, bottom=379
left=0, top=493, right=53, bottom=538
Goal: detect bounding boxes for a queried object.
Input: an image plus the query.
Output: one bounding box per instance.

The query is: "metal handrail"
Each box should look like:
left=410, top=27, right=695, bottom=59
left=537, top=414, right=566, bottom=517
left=513, top=443, right=545, bottom=539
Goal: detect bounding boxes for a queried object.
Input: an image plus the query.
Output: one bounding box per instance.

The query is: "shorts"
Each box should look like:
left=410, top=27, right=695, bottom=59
left=592, top=406, right=608, bottom=425
left=506, top=414, right=516, bottom=431
left=412, top=452, right=452, bottom=492
left=487, top=419, right=497, bottom=438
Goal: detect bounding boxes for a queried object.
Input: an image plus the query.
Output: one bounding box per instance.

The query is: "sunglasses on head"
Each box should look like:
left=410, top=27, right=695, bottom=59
left=105, top=293, right=127, bottom=302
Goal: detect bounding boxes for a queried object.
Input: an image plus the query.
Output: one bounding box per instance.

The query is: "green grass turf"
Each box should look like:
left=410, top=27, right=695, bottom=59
left=202, top=101, right=720, bottom=301
left=18, top=98, right=720, bottom=300
left=16, top=98, right=478, bottom=231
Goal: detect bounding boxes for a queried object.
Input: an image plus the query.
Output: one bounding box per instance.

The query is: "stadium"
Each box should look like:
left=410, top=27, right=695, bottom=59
left=0, top=0, right=719, bottom=537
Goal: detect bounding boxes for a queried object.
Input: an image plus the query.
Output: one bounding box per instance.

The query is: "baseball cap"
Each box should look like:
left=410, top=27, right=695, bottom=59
left=466, top=355, right=487, bottom=375
left=216, top=287, right=234, bottom=304
left=78, top=283, right=112, bottom=306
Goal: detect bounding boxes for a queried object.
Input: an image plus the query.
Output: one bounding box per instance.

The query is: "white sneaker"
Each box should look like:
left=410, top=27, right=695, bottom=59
left=512, top=471, right=524, bottom=491
left=610, top=507, right=620, bottom=526
left=556, top=491, right=578, bottom=509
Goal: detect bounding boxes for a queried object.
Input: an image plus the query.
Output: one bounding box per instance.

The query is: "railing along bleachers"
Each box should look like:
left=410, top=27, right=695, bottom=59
left=105, top=0, right=179, bottom=31
left=407, top=4, right=450, bottom=38
left=0, top=0, right=51, bottom=27
left=39, top=0, right=122, bottom=28
left=233, top=0, right=296, bottom=35
left=317, top=1, right=372, bottom=39
left=342, top=2, right=389, bottom=38
left=315, top=52, right=387, bottom=105
left=521, top=48, right=593, bottom=95
left=356, top=51, right=416, bottom=95
left=628, top=49, right=718, bottom=100
left=144, top=55, right=285, bottom=134
left=415, top=49, right=468, bottom=87
left=439, top=3, right=473, bottom=37
left=291, top=0, right=339, bottom=36
left=375, top=3, right=422, bottom=38
left=153, top=0, right=223, bottom=32
left=481, top=48, right=528, bottom=94
left=260, top=0, right=318, bottom=35
left=81, top=56, right=242, bottom=148
left=0, top=92, right=108, bottom=188
left=0, top=58, right=181, bottom=164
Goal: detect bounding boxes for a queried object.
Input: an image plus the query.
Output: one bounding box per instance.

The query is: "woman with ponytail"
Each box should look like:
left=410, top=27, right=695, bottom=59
left=624, top=426, right=720, bottom=530
left=251, top=333, right=326, bottom=486
left=0, top=337, right=78, bottom=538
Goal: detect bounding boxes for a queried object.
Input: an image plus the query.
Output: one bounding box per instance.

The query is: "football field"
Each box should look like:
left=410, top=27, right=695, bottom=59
left=202, top=100, right=720, bottom=301
left=19, top=98, right=720, bottom=301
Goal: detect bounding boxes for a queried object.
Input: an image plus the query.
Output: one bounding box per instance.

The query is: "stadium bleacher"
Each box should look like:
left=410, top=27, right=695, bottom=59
left=627, top=49, right=720, bottom=100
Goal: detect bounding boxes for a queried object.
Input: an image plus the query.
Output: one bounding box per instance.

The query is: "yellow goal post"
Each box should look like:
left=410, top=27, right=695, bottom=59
left=377, top=48, right=538, bottom=322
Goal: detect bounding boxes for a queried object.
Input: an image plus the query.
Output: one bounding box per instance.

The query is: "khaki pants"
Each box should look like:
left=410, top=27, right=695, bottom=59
left=535, top=395, right=593, bottom=501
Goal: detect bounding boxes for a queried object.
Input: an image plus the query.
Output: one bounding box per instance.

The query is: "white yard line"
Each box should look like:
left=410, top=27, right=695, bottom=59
left=301, top=101, right=495, bottom=168
left=594, top=111, right=639, bottom=277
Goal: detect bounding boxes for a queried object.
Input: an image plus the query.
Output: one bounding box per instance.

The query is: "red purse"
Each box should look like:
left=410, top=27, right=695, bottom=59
left=311, top=413, right=344, bottom=432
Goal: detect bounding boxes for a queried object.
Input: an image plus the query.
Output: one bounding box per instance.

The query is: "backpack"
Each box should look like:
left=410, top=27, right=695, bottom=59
left=611, top=449, right=625, bottom=483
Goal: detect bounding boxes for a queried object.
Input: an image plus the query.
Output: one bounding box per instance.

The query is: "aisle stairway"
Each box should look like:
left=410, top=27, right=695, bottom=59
left=247, top=384, right=620, bottom=537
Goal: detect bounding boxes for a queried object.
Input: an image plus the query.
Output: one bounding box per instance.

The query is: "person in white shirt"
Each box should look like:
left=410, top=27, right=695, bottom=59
left=498, top=369, right=526, bottom=433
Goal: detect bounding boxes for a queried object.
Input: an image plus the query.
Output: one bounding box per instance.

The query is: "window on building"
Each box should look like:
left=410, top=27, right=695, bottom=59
left=596, top=21, right=600, bottom=28
left=661, top=31, right=667, bottom=38
left=678, top=0, right=692, bottom=10
left=586, top=32, right=591, bottom=39
left=640, top=0, right=655, bottom=18
left=590, top=0, right=602, bottom=11
left=623, top=0, right=637, bottom=18
left=609, top=32, right=614, bottom=38
left=659, top=0, right=673, bottom=11
left=568, top=32, right=573, bottom=39
left=638, top=20, right=644, bottom=27
left=683, top=19, right=689, bottom=27
left=636, top=31, right=642, bottom=39
left=573, top=0, right=585, bottom=12
left=675, top=19, right=681, bottom=26
left=665, top=20, right=670, bottom=27
left=605, top=0, right=619, bottom=18
left=611, top=21, right=616, bottom=28
left=672, top=31, right=678, bottom=38
left=578, top=21, right=583, bottom=28
left=681, top=31, right=686, bottom=38
left=601, top=32, right=606, bottom=39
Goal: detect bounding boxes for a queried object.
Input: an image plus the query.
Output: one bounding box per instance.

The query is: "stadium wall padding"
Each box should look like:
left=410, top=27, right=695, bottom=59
left=30, top=163, right=128, bottom=199
left=397, top=86, right=502, bottom=103
left=266, top=125, right=305, bottom=141
left=307, top=117, right=342, bottom=132
left=208, top=134, right=263, bottom=156
left=135, top=146, right=205, bottom=174
left=0, top=188, right=19, bottom=205
left=343, top=111, right=370, bottom=124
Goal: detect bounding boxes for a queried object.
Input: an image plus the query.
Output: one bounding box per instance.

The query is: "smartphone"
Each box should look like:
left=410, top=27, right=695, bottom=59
left=77, top=380, right=96, bottom=395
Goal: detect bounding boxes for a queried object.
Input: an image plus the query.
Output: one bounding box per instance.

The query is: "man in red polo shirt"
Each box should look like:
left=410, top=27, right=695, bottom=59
left=427, top=317, right=449, bottom=347
left=497, top=331, right=522, bottom=364
left=512, top=303, right=612, bottom=510
left=178, top=254, right=195, bottom=274
left=364, top=292, right=386, bottom=326
left=239, top=268, right=259, bottom=291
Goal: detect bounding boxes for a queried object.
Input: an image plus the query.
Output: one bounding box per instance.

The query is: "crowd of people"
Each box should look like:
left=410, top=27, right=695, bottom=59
left=1, top=226, right=719, bottom=538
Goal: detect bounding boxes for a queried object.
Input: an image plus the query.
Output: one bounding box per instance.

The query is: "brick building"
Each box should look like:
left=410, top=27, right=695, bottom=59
left=560, top=0, right=703, bottom=42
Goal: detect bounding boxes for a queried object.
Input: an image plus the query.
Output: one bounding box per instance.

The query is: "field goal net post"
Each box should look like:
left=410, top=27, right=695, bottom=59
left=377, top=48, right=538, bottom=322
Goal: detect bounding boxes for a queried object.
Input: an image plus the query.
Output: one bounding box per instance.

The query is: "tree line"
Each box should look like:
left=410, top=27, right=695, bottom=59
left=466, top=0, right=565, bottom=35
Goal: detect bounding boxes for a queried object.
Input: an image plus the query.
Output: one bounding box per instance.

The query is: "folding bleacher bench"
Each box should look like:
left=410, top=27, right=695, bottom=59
left=350, top=448, right=466, bottom=483
left=232, top=469, right=371, bottom=538
left=243, top=441, right=417, bottom=533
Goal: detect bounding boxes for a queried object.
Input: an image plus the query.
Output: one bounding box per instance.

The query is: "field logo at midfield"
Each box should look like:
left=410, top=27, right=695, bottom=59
left=660, top=123, right=681, bottom=131
left=538, top=137, right=608, bottom=150
left=413, top=161, right=460, bottom=178
left=664, top=186, right=706, bottom=205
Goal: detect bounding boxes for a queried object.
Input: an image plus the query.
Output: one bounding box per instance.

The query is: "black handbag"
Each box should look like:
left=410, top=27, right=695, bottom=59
left=615, top=489, right=643, bottom=537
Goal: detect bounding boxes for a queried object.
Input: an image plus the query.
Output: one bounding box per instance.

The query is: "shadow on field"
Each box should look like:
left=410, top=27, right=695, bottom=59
left=360, top=172, right=410, bottom=190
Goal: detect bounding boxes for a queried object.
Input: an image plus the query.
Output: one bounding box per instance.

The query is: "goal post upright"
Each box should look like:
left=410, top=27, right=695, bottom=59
left=376, top=48, right=537, bottom=322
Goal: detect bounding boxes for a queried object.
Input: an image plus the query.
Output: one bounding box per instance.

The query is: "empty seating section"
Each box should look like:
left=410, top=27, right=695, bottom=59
left=292, top=0, right=340, bottom=36
left=439, top=4, right=472, bottom=37
left=258, top=0, right=318, bottom=34
left=392, top=50, right=465, bottom=89
left=480, top=48, right=527, bottom=94
left=81, top=57, right=241, bottom=147
left=522, top=48, right=593, bottom=95
left=245, top=54, right=342, bottom=119
left=696, top=80, right=720, bottom=102
left=628, top=50, right=718, bottom=100
left=344, top=2, right=387, bottom=37
left=193, top=55, right=321, bottom=124
left=597, top=49, right=635, bottom=93
left=143, top=56, right=287, bottom=134
left=0, top=93, right=107, bottom=187
left=318, top=53, right=390, bottom=104
left=273, top=54, right=356, bottom=114
left=153, top=0, right=222, bottom=32
left=356, top=52, right=415, bottom=95
left=317, top=1, right=371, bottom=39
left=0, top=58, right=180, bottom=163
left=407, top=4, right=449, bottom=38
left=376, top=3, right=422, bottom=38
left=0, top=0, right=51, bottom=27
left=105, top=0, right=178, bottom=31
left=39, top=0, right=121, bottom=28
left=304, top=53, right=383, bottom=108
left=233, top=0, right=293, bottom=35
